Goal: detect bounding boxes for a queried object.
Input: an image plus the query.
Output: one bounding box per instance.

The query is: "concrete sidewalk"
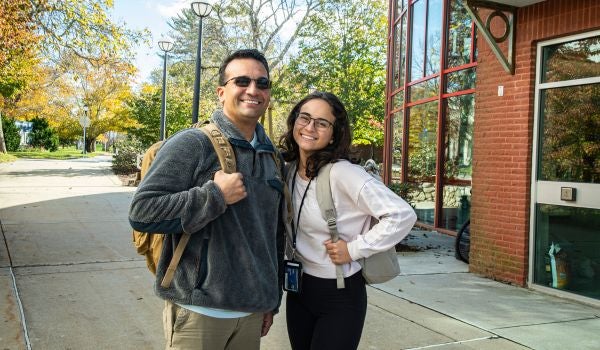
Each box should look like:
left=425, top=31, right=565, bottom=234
left=1, top=156, right=599, bottom=350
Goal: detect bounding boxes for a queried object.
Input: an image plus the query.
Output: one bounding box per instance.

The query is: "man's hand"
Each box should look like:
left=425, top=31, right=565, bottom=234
left=261, top=312, right=274, bottom=337
left=324, top=239, right=352, bottom=265
left=213, top=170, right=247, bottom=204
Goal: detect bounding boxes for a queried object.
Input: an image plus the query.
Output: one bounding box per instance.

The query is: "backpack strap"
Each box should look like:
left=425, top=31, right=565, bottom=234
left=199, top=123, right=236, bottom=174
left=161, top=233, right=191, bottom=288
left=271, top=152, right=293, bottom=225
left=160, top=122, right=236, bottom=288
left=315, top=163, right=345, bottom=289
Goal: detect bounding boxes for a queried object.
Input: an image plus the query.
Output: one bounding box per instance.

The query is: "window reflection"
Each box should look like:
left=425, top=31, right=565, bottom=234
left=425, top=0, right=442, bottom=76
left=410, top=0, right=426, bottom=81
left=392, top=111, right=404, bottom=182
left=392, top=91, right=404, bottom=111
left=539, top=84, right=600, bottom=183
left=446, top=68, right=476, bottom=93
left=392, top=14, right=407, bottom=91
left=541, top=35, right=600, bottom=83
left=447, top=0, right=473, bottom=68
left=408, top=102, right=438, bottom=182
left=410, top=77, right=440, bottom=102
left=393, top=23, right=402, bottom=91
left=408, top=102, right=438, bottom=225
left=386, top=0, right=477, bottom=231
left=442, top=94, right=474, bottom=230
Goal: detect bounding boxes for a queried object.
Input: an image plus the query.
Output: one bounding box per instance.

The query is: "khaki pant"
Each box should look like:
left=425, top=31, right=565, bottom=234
left=163, top=301, right=263, bottom=350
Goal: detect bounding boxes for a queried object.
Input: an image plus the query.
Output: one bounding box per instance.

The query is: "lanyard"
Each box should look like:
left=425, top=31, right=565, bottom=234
left=290, top=170, right=312, bottom=259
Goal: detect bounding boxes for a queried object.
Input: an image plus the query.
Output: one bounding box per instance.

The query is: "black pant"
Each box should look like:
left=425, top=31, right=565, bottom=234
left=286, top=271, right=367, bottom=350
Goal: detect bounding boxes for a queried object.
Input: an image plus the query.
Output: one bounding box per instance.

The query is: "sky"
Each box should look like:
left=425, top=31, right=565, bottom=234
left=111, top=0, right=302, bottom=86
left=111, top=0, right=192, bottom=85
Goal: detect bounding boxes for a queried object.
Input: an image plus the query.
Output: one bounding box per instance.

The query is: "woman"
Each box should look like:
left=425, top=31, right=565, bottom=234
left=279, top=92, right=417, bottom=350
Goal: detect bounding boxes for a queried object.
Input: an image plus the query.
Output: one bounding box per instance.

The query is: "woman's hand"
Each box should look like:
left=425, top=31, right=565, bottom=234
left=324, top=239, right=352, bottom=265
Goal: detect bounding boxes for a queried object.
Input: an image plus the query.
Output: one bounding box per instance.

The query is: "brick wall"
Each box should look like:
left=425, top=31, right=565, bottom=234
left=471, top=0, right=600, bottom=286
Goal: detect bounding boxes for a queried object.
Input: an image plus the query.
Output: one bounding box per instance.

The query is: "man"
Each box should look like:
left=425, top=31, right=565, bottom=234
left=129, top=49, right=284, bottom=350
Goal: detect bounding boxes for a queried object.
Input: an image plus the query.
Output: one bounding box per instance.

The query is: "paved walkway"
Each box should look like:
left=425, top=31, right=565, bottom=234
left=1, top=156, right=599, bottom=349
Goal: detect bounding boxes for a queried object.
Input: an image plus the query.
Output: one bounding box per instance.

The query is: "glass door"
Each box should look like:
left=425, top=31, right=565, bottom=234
left=530, top=31, right=600, bottom=301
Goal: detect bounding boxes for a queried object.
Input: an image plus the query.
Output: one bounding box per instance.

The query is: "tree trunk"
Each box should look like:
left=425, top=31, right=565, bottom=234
left=85, top=137, right=96, bottom=153
left=0, top=111, right=7, bottom=153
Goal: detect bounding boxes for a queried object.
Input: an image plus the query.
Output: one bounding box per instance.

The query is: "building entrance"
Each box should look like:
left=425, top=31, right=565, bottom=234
left=531, top=31, right=600, bottom=302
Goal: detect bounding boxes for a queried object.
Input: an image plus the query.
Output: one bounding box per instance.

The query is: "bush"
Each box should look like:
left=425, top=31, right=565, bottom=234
left=112, top=136, right=144, bottom=174
left=2, top=115, right=21, bottom=151
left=29, top=117, right=59, bottom=151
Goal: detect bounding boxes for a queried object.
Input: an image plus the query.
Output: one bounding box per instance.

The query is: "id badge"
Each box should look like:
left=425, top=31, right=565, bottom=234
left=283, top=260, right=302, bottom=293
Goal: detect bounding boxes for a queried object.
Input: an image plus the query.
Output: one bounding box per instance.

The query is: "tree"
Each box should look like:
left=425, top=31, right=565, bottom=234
left=1, top=114, right=21, bottom=151
left=161, top=0, right=320, bottom=122
left=0, top=0, right=41, bottom=152
left=283, top=0, right=388, bottom=149
left=0, top=0, right=39, bottom=95
left=29, top=116, right=58, bottom=151
left=0, top=0, right=148, bottom=153
left=30, top=0, right=147, bottom=64
left=59, top=55, right=137, bottom=153
left=5, top=54, right=137, bottom=153
left=126, top=82, right=193, bottom=147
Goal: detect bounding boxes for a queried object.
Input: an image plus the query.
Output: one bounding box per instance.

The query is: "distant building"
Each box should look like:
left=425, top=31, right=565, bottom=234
left=14, top=120, right=33, bottom=146
left=384, top=0, right=599, bottom=305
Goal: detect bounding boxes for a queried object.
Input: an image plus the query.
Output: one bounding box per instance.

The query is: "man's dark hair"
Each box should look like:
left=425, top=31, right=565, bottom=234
left=218, top=49, right=270, bottom=85
left=279, top=91, right=352, bottom=178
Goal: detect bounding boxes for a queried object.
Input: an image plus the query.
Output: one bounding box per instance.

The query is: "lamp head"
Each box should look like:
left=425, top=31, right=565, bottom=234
left=191, top=2, right=212, bottom=17
left=158, top=40, right=174, bottom=52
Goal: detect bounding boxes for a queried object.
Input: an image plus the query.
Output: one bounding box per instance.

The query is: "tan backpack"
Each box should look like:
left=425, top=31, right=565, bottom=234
left=132, top=123, right=290, bottom=288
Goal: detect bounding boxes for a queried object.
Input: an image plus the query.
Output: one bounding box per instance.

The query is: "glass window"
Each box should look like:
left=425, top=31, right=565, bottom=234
left=410, top=77, right=440, bottom=102
left=400, top=14, right=407, bottom=87
left=392, top=111, right=404, bottom=181
left=441, top=94, right=474, bottom=231
left=534, top=205, right=600, bottom=299
left=446, top=0, right=473, bottom=68
left=392, top=15, right=407, bottom=91
left=410, top=0, right=426, bottom=81
left=446, top=67, right=476, bottom=93
left=392, top=90, right=404, bottom=111
left=385, top=0, right=478, bottom=231
left=408, top=102, right=438, bottom=182
left=541, top=35, right=600, bottom=83
left=392, top=22, right=402, bottom=91
left=425, top=0, right=443, bottom=76
left=538, top=83, right=600, bottom=183
left=408, top=102, right=438, bottom=225
left=394, top=0, right=408, bottom=20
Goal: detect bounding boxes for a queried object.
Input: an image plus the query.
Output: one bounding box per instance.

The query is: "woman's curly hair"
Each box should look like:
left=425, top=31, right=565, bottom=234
left=279, top=91, right=352, bottom=178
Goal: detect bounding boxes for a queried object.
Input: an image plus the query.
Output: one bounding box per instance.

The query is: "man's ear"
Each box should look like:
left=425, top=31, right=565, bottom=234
left=217, top=86, right=225, bottom=104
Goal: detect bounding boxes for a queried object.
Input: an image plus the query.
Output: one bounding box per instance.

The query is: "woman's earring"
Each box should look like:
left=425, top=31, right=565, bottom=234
left=329, top=139, right=334, bottom=144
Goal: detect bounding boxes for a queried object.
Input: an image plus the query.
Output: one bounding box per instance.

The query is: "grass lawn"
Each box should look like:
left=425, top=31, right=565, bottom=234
left=0, top=152, right=18, bottom=163
left=7, top=146, right=110, bottom=160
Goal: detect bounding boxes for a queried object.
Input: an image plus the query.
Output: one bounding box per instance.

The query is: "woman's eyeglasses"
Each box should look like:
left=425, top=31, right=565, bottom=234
left=223, top=76, right=272, bottom=90
left=295, top=112, right=334, bottom=130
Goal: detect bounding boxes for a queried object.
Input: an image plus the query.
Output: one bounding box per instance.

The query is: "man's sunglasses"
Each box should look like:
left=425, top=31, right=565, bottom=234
left=223, top=76, right=272, bottom=90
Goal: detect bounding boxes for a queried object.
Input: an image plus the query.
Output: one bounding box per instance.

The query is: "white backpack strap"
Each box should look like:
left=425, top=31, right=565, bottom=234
left=316, top=163, right=345, bottom=289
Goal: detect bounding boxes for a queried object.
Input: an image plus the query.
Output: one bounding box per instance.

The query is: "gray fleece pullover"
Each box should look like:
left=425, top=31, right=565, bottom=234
left=129, top=110, right=284, bottom=313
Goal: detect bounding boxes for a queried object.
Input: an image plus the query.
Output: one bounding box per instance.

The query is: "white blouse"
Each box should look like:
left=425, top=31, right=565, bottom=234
left=291, top=160, right=417, bottom=279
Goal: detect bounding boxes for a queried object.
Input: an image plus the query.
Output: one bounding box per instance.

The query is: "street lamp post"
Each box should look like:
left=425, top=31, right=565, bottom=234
left=79, top=104, right=90, bottom=154
left=191, top=2, right=212, bottom=124
left=158, top=40, right=174, bottom=141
